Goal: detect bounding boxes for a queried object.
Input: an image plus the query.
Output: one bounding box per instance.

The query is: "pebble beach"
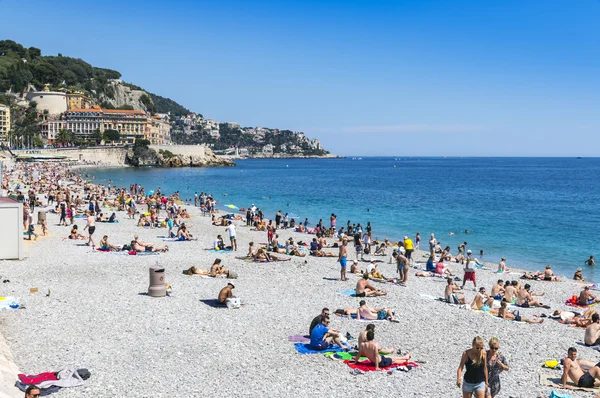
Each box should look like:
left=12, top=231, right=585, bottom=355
left=1, top=163, right=599, bottom=398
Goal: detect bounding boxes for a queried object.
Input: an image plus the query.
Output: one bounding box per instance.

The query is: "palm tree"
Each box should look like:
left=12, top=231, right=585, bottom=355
left=56, top=129, right=73, bottom=147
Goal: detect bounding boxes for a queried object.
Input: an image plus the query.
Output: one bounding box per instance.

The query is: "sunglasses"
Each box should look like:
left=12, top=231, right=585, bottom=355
left=491, top=347, right=499, bottom=350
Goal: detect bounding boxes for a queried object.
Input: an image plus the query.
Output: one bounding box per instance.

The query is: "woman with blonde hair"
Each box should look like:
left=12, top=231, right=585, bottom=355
left=486, top=337, right=508, bottom=398
left=457, top=336, right=489, bottom=398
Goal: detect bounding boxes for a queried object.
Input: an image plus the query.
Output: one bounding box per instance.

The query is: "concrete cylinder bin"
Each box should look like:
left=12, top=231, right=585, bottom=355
left=148, top=266, right=166, bottom=297
left=37, top=210, right=46, bottom=225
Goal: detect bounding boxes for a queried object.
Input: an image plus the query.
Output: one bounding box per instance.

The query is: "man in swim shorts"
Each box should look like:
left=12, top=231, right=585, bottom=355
left=579, top=286, right=600, bottom=306
left=338, top=239, right=348, bottom=281
left=355, top=330, right=410, bottom=369
left=562, top=347, right=600, bottom=388
left=309, top=316, right=348, bottom=351
left=470, top=287, right=495, bottom=311
left=357, top=300, right=397, bottom=322
left=356, top=274, right=387, bottom=297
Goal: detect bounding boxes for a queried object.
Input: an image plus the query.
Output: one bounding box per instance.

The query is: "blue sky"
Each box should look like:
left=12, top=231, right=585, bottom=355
left=1, top=0, right=599, bottom=156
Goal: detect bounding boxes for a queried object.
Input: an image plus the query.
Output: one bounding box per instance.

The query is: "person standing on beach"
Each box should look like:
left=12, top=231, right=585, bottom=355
left=461, top=252, right=477, bottom=290
left=404, top=236, right=414, bottom=263
left=83, top=210, right=96, bottom=248
left=330, top=213, right=336, bottom=229
left=457, top=336, right=489, bottom=398
left=226, top=221, right=237, bottom=251
left=338, top=239, right=348, bottom=281
left=486, top=337, right=508, bottom=398
left=275, top=210, right=282, bottom=229
left=415, top=232, right=421, bottom=250
left=429, top=233, right=437, bottom=253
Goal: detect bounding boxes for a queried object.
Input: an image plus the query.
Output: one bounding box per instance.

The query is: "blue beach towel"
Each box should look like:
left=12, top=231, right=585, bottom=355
left=206, top=249, right=233, bottom=253
left=294, top=343, right=345, bottom=355
left=338, top=289, right=357, bottom=297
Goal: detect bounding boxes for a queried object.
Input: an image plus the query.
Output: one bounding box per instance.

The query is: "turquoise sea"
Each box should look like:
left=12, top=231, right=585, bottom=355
left=85, top=157, right=600, bottom=281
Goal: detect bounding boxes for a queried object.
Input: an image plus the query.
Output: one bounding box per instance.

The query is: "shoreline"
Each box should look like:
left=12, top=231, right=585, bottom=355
left=80, top=161, right=592, bottom=284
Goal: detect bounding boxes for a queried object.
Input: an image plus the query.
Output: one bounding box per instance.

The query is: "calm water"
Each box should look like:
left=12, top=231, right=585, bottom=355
left=85, top=157, right=600, bottom=280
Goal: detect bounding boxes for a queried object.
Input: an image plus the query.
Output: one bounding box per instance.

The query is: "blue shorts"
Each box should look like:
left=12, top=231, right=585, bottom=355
left=462, top=381, right=486, bottom=393
left=377, top=309, right=388, bottom=320
left=340, top=257, right=347, bottom=268
left=481, top=305, right=491, bottom=312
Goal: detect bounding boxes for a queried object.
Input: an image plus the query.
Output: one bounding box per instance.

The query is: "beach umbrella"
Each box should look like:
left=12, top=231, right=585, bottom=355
left=226, top=204, right=239, bottom=209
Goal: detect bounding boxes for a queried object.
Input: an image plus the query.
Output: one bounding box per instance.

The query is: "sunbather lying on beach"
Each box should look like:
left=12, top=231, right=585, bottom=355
left=131, top=240, right=168, bottom=253
left=553, top=309, right=598, bottom=327
left=445, top=278, right=466, bottom=304
left=253, top=248, right=290, bottom=262
left=579, top=286, right=600, bottom=306
left=562, top=347, right=600, bottom=388
left=355, top=330, right=410, bottom=369
left=99, top=235, right=120, bottom=251
left=357, top=300, right=398, bottom=322
left=498, top=301, right=542, bottom=323
left=522, top=265, right=560, bottom=281
left=314, top=248, right=337, bottom=257
left=334, top=307, right=359, bottom=318
left=356, top=274, right=387, bottom=297
left=517, top=284, right=550, bottom=308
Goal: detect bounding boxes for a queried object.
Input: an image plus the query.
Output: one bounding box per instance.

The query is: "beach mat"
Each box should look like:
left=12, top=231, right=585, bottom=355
left=128, top=251, right=160, bottom=256
left=575, top=342, right=600, bottom=351
left=200, top=299, right=227, bottom=308
left=326, top=352, right=365, bottom=361
left=345, top=359, right=418, bottom=372
left=540, top=373, right=599, bottom=392
left=294, top=343, right=345, bottom=355
left=288, top=335, right=310, bottom=343
left=205, top=249, right=233, bottom=253
left=338, top=289, right=357, bottom=297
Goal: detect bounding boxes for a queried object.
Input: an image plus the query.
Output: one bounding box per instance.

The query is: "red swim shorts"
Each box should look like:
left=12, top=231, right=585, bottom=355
left=464, top=271, right=476, bottom=282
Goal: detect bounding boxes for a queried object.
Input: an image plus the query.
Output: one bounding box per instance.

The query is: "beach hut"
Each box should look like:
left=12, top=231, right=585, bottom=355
left=0, top=197, right=24, bottom=260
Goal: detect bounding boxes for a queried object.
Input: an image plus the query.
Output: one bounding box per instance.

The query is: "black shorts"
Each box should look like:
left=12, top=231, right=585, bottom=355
left=145, top=246, right=153, bottom=252
left=380, top=355, right=393, bottom=367
left=579, top=372, right=596, bottom=388
left=355, top=292, right=366, bottom=298
left=88, top=226, right=96, bottom=235
left=405, top=249, right=413, bottom=259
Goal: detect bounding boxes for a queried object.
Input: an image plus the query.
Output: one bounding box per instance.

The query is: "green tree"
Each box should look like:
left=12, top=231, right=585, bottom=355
left=135, top=138, right=150, bottom=148
left=103, top=129, right=120, bottom=143
left=92, top=129, right=103, bottom=145
left=56, top=129, right=73, bottom=146
left=33, top=135, right=43, bottom=148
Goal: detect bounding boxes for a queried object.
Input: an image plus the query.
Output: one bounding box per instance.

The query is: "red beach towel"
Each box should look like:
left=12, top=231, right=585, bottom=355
left=344, top=360, right=418, bottom=372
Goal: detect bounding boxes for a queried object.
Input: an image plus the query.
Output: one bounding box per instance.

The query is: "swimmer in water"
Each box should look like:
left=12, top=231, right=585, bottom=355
left=465, top=229, right=470, bottom=234
left=448, top=232, right=455, bottom=236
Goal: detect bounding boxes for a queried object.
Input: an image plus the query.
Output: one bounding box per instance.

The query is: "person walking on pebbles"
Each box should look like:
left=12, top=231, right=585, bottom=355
left=457, top=336, right=489, bottom=398
left=83, top=210, right=96, bottom=248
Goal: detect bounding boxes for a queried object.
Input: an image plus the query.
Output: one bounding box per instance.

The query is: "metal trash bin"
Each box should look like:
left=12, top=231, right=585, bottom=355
left=148, top=265, right=166, bottom=297
left=37, top=210, right=46, bottom=225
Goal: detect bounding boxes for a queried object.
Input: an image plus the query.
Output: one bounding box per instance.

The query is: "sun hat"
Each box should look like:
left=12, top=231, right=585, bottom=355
left=467, top=250, right=472, bottom=254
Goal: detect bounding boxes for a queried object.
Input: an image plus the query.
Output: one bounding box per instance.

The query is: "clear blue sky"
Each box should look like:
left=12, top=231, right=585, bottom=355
left=1, top=0, right=599, bottom=156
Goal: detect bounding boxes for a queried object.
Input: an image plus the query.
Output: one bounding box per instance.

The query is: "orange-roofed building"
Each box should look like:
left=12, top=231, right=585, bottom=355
left=65, top=107, right=148, bottom=143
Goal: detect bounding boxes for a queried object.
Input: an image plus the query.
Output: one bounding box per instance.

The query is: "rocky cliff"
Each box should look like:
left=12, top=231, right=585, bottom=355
left=126, top=145, right=234, bottom=168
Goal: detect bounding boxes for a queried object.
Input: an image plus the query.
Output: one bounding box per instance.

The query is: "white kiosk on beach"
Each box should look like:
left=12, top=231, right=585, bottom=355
left=0, top=197, right=24, bottom=260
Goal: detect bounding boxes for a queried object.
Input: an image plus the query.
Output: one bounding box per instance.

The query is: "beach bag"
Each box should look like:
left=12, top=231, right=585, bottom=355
left=543, top=359, right=559, bottom=369
left=226, top=297, right=241, bottom=309
left=227, top=271, right=238, bottom=279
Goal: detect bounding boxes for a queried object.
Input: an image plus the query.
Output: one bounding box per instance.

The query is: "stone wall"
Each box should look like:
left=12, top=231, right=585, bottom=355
left=13, top=147, right=128, bottom=165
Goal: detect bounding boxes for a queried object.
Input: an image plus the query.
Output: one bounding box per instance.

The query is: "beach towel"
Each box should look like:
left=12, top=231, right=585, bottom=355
left=0, top=297, right=20, bottom=310
left=128, top=251, right=160, bottom=256
left=548, top=391, right=572, bottom=398
left=326, top=352, right=365, bottom=361
left=205, top=249, right=233, bottom=253
left=288, top=335, right=310, bottom=343
left=199, top=299, right=227, bottom=308
left=294, top=343, right=345, bottom=355
left=540, top=373, right=599, bottom=392
left=575, top=342, right=600, bottom=351
left=338, top=289, right=357, bottom=297
left=344, top=359, right=418, bottom=372
left=339, top=314, right=387, bottom=323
